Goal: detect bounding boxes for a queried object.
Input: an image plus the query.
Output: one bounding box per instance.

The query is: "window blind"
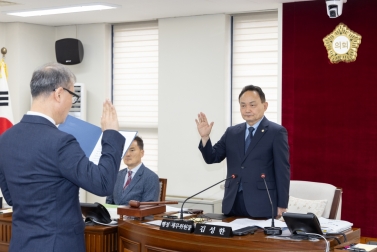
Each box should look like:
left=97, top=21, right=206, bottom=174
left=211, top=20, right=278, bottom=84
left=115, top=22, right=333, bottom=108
left=113, top=21, right=158, bottom=172
left=232, top=11, right=280, bottom=126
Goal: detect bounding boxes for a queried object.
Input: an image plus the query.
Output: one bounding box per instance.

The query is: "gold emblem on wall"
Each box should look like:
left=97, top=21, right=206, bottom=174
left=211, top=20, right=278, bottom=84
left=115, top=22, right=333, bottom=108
left=323, top=23, right=362, bottom=64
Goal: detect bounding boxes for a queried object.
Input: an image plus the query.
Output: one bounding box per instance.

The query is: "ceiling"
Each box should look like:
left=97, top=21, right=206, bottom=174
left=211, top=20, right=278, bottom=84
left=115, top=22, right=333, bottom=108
left=0, top=0, right=311, bottom=26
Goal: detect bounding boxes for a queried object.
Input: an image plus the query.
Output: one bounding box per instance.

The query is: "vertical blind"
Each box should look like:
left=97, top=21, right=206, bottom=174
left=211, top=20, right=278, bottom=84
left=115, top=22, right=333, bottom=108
left=232, top=11, right=279, bottom=126
left=113, top=21, right=159, bottom=172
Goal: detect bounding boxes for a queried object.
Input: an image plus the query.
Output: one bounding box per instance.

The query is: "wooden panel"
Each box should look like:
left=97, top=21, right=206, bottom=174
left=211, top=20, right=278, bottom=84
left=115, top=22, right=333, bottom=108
left=0, top=215, right=11, bottom=252
left=118, top=219, right=361, bottom=252
left=119, top=236, right=140, bottom=252
left=145, top=245, right=180, bottom=252
left=0, top=215, right=117, bottom=252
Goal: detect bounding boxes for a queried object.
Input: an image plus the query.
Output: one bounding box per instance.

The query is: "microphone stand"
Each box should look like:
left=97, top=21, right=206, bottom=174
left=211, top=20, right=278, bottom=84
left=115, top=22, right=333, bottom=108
left=261, top=174, right=282, bottom=235
left=180, top=175, right=236, bottom=220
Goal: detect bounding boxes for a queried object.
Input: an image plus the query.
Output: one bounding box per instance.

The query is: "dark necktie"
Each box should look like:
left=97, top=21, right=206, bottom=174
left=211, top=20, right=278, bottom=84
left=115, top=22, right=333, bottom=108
left=123, top=170, right=132, bottom=189
left=244, top=127, right=255, bottom=153
left=239, top=127, right=255, bottom=192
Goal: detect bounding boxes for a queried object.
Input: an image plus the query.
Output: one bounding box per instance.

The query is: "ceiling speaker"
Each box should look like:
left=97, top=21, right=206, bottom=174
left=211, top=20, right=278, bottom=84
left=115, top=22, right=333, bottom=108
left=55, top=38, right=84, bottom=65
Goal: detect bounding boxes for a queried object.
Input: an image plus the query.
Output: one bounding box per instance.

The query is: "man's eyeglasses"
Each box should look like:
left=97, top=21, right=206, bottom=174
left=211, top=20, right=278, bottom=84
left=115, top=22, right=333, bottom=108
left=54, top=87, right=80, bottom=104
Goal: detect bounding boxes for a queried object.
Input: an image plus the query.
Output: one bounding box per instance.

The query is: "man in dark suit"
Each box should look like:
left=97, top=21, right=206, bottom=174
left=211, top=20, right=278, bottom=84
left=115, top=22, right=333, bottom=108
left=196, top=85, right=290, bottom=218
left=0, top=62, right=125, bottom=252
left=106, top=136, right=159, bottom=205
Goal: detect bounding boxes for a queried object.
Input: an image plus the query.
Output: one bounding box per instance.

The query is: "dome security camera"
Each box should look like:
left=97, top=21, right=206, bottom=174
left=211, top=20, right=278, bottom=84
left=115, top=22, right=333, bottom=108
left=326, top=0, right=347, bottom=18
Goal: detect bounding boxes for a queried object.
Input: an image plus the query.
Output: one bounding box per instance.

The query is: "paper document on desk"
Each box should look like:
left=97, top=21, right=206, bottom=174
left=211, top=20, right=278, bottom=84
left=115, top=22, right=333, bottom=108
left=230, top=218, right=288, bottom=229
left=318, top=217, right=353, bottom=233
left=352, top=244, right=377, bottom=251
left=165, top=205, right=187, bottom=213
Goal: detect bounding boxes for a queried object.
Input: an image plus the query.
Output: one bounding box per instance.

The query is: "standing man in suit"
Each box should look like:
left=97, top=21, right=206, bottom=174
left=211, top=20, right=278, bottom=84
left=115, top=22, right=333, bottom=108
left=196, top=85, right=290, bottom=219
left=0, top=62, right=125, bottom=252
left=106, top=136, right=159, bottom=205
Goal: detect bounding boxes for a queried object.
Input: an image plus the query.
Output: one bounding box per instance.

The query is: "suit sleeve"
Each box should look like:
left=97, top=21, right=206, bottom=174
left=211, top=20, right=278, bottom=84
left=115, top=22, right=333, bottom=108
left=105, top=192, right=115, bottom=204
left=0, top=170, right=12, bottom=206
left=198, top=128, right=228, bottom=164
left=141, top=172, right=160, bottom=202
left=273, top=127, right=290, bottom=208
left=58, top=130, right=125, bottom=197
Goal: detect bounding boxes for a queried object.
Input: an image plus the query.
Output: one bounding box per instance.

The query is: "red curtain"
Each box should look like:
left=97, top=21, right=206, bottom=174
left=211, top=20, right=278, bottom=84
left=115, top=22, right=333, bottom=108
left=283, top=0, right=377, bottom=238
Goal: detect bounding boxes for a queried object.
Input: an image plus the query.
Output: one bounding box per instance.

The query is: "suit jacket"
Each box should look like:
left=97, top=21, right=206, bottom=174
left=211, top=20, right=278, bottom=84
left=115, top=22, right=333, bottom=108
left=199, top=117, right=290, bottom=217
left=0, top=115, right=124, bottom=252
left=106, top=164, right=159, bottom=205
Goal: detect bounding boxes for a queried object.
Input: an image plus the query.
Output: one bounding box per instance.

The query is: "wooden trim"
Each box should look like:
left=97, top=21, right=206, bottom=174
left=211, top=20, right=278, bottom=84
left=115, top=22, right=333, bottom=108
left=329, top=188, right=342, bottom=219
left=159, top=178, right=167, bottom=202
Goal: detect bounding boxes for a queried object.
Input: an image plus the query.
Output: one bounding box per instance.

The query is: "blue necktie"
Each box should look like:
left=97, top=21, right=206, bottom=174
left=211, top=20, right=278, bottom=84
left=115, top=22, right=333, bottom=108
left=239, top=127, right=255, bottom=192
left=244, top=127, right=255, bottom=153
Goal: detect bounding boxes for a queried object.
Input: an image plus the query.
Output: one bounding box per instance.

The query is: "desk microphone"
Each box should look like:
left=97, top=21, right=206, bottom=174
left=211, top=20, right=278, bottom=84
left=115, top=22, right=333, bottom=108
left=180, top=174, right=237, bottom=220
left=261, top=173, right=282, bottom=235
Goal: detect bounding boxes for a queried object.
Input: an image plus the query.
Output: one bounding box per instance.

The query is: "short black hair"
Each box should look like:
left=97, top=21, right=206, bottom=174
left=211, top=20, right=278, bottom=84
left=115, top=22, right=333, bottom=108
left=133, top=136, right=144, bottom=150
left=238, top=85, right=266, bottom=103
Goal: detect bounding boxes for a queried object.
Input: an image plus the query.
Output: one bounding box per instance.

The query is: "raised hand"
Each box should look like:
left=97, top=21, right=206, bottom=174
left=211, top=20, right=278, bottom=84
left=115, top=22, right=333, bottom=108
left=195, top=112, right=214, bottom=146
left=101, top=99, right=119, bottom=132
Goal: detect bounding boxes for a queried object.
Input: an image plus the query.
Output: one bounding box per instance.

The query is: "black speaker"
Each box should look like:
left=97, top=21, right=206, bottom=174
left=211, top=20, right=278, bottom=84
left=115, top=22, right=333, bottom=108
left=55, top=38, right=84, bottom=65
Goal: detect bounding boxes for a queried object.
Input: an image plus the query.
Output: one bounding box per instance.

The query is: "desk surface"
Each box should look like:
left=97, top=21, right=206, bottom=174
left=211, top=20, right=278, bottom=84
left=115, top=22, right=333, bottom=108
left=117, top=218, right=360, bottom=252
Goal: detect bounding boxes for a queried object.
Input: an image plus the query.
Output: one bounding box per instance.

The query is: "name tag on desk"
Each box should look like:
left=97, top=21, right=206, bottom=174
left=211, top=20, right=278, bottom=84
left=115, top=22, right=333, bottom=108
left=160, top=219, right=194, bottom=233
left=194, top=223, right=232, bottom=238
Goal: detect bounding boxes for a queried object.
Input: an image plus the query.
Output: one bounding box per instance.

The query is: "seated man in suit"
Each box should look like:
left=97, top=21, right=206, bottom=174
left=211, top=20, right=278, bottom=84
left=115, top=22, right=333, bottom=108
left=106, top=136, right=160, bottom=205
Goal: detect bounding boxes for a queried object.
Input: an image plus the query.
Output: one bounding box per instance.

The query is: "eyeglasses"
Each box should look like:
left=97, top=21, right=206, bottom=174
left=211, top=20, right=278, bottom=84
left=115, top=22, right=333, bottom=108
left=54, top=87, right=80, bottom=104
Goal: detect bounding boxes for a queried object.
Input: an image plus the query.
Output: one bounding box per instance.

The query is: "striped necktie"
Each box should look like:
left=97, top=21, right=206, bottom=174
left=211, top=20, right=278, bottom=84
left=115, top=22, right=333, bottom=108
left=123, top=170, right=132, bottom=189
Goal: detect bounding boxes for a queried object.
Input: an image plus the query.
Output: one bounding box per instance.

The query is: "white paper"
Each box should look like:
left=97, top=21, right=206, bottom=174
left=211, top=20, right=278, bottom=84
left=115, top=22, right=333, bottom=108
left=230, top=218, right=288, bottom=229
left=318, top=217, right=353, bottom=233
left=144, top=220, right=162, bottom=226
left=165, top=205, right=187, bottom=213
left=89, top=131, right=137, bottom=165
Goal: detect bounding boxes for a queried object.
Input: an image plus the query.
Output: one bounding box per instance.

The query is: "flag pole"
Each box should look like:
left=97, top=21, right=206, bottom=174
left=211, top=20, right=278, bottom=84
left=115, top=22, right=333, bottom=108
left=1, top=47, right=7, bottom=58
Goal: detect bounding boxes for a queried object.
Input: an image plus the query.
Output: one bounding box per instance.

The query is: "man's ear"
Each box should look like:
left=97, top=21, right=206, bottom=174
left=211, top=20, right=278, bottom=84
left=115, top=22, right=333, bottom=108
left=53, top=87, right=62, bottom=102
left=263, top=101, right=268, bottom=111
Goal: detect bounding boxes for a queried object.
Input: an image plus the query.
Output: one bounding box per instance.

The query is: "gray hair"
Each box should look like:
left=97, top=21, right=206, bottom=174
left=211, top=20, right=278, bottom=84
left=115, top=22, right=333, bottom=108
left=30, top=62, right=76, bottom=98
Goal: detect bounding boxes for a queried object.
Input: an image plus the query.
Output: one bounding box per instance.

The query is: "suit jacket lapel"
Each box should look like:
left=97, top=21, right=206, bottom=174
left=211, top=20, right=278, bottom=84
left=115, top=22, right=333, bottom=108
left=243, top=117, right=269, bottom=161
left=236, top=123, right=246, bottom=160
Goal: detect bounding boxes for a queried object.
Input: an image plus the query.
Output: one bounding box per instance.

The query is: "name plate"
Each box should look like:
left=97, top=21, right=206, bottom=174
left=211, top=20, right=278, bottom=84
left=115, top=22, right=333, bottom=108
left=160, top=219, right=194, bottom=233
left=194, top=223, right=232, bottom=238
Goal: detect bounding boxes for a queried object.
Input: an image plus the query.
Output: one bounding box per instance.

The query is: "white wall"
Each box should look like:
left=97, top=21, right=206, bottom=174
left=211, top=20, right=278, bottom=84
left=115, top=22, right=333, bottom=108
left=158, top=14, right=231, bottom=200
left=1, top=23, right=55, bottom=122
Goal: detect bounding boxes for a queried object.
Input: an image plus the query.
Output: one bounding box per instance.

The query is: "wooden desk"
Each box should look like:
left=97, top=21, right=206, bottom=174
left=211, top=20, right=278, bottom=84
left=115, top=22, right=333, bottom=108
left=0, top=214, right=117, bottom=252
left=118, top=219, right=360, bottom=252
left=0, top=213, right=361, bottom=252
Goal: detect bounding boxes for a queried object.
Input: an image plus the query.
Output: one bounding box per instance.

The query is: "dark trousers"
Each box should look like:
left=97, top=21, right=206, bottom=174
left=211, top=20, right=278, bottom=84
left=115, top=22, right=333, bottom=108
left=228, top=190, right=269, bottom=219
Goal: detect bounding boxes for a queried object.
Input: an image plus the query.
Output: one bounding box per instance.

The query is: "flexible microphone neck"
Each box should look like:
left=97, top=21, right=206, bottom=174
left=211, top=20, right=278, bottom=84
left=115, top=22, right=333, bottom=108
left=260, top=173, right=282, bottom=235
left=180, top=174, right=237, bottom=220
left=261, top=175, right=275, bottom=227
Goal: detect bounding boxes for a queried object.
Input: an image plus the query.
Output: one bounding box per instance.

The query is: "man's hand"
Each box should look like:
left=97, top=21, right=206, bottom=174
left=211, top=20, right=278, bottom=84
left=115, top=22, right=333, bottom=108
left=276, top=207, right=287, bottom=219
left=195, top=112, right=214, bottom=146
left=101, top=99, right=119, bottom=132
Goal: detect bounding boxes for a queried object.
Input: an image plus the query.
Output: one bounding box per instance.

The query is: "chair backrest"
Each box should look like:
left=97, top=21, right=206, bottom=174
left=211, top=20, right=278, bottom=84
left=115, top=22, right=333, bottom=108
left=289, top=180, right=342, bottom=219
left=159, top=178, right=167, bottom=201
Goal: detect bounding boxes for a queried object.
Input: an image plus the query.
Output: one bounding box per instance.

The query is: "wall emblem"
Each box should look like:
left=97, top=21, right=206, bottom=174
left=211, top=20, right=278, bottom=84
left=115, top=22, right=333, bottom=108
left=323, top=23, right=361, bottom=63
